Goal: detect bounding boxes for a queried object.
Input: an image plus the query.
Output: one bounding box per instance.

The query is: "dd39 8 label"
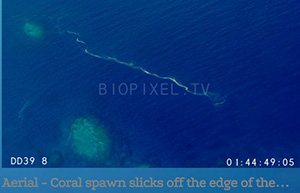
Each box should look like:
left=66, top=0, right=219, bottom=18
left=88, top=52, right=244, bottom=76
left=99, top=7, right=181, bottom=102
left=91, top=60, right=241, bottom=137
left=10, top=157, right=48, bottom=166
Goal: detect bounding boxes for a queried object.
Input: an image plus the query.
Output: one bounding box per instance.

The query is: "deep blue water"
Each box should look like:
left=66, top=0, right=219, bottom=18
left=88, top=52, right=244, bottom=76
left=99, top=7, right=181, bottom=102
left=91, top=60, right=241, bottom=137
left=3, top=0, right=300, bottom=167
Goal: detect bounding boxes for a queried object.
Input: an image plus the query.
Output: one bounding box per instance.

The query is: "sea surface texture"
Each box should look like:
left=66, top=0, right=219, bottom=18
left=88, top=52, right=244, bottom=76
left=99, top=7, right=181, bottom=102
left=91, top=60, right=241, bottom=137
left=3, top=0, right=300, bottom=167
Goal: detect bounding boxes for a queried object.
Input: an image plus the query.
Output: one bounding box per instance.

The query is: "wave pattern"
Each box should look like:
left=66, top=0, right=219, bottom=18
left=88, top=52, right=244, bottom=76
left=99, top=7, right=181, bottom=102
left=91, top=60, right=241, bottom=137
left=66, top=31, right=225, bottom=105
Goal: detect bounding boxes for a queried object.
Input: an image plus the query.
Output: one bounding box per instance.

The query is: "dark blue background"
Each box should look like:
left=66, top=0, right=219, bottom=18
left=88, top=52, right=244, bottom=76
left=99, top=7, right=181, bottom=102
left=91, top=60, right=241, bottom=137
left=3, top=0, right=300, bottom=167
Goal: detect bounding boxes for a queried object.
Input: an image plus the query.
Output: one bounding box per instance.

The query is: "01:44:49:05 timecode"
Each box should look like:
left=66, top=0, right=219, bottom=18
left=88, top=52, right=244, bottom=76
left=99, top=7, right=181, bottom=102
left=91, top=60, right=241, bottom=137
left=226, top=158, right=295, bottom=167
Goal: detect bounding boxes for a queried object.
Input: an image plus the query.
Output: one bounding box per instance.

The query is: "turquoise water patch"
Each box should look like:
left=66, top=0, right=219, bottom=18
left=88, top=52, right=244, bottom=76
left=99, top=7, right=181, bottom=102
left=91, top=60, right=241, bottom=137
left=23, top=22, right=43, bottom=38
left=69, top=117, right=111, bottom=163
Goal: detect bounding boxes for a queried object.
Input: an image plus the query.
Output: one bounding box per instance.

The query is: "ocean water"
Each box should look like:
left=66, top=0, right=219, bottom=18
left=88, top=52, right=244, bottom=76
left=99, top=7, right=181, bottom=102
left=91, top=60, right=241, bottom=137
left=3, top=0, right=300, bottom=167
